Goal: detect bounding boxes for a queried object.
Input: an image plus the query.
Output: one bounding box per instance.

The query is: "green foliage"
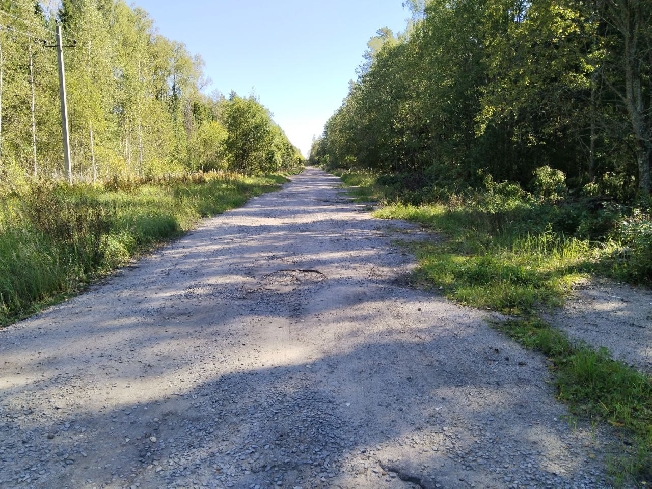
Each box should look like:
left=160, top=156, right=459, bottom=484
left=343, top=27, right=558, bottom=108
left=188, top=121, right=229, bottom=172
left=600, top=173, right=637, bottom=202
left=312, top=0, right=652, bottom=198
left=607, top=209, right=652, bottom=283
left=0, top=1, right=304, bottom=182
left=532, top=166, right=568, bottom=202
left=221, top=94, right=303, bottom=174
left=481, top=173, right=534, bottom=212
left=0, top=172, right=286, bottom=325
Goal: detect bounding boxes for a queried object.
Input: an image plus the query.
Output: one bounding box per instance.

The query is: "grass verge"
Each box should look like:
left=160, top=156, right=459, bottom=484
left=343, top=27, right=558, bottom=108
left=0, top=172, right=287, bottom=326
left=335, top=169, right=652, bottom=485
left=338, top=171, right=388, bottom=202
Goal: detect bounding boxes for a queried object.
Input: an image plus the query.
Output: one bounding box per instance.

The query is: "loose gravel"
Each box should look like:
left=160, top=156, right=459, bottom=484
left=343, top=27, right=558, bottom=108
left=546, top=278, right=652, bottom=375
left=0, top=167, right=620, bottom=488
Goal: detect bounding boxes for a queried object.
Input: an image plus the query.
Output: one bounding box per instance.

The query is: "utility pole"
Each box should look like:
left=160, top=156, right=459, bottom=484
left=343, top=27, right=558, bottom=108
left=0, top=41, right=3, bottom=160
left=55, top=24, right=72, bottom=183
left=29, top=42, right=37, bottom=175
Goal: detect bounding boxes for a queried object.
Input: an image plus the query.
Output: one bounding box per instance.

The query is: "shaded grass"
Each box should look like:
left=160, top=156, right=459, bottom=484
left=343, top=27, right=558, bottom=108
left=336, top=170, right=652, bottom=485
left=0, top=173, right=286, bottom=326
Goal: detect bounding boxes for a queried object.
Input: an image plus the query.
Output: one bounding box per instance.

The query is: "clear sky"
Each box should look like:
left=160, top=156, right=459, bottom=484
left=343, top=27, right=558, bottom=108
left=130, top=1, right=411, bottom=157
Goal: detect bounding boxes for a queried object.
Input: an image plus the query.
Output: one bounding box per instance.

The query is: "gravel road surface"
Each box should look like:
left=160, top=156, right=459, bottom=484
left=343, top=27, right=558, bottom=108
left=547, top=279, right=652, bottom=375
left=1, top=167, right=616, bottom=488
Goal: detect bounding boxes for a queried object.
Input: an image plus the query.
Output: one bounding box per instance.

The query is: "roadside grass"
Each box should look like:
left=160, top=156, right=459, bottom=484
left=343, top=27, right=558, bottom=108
left=336, top=169, right=652, bottom=485
left=376, top=203, right=591, bottom=316
left=338, top=171, right=387, bottom=202
left=0, top=172, right=287, bottom=326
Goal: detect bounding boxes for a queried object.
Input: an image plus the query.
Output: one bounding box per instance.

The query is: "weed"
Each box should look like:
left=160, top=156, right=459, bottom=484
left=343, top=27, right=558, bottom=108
left=0, top=172, right=285, bottom=325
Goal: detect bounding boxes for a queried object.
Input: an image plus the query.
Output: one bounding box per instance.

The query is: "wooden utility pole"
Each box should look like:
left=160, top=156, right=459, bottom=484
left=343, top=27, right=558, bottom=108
left=55, top=24, right=72, bottom=183
left=29, top=42, right=37, bottom=175
left=0, top=41, right=3, bottom=159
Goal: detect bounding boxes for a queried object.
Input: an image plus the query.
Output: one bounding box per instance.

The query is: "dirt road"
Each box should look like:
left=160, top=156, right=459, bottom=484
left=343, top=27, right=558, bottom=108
left=0, top=167, right=613, bottom=488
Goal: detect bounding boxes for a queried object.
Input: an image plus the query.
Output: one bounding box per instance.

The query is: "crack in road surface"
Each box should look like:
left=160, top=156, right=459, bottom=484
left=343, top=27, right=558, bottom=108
left=0, top=167, right=613, bottom=488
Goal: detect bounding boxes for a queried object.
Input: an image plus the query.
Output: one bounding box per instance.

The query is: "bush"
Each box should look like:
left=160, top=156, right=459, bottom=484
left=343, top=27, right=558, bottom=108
left=611, top=209, right=652, bottom=282
left=532, top=166, right=567, bottom=202
left=601, top=172, right=636, bottom=202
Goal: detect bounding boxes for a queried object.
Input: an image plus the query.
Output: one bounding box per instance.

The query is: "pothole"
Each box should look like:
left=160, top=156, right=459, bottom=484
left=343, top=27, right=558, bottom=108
left=258, top=269, right=326, bottom=293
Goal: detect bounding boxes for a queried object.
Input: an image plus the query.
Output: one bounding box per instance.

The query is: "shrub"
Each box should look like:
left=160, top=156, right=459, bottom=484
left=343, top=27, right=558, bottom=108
left=601, top=172, right=636, bottom=201
left=532, top=166, right=567, bottom=202
left=612, top=209, right=652, bottom=282
left=479, top=174, right=533, bottom=215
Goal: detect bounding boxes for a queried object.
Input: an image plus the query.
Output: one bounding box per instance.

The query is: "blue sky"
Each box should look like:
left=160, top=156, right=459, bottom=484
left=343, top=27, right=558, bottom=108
left=130, top=1, right=411, bottom=156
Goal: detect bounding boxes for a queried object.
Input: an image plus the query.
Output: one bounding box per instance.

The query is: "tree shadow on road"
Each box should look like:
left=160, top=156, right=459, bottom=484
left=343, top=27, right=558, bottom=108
left=0, top=168, right=614, bottom=488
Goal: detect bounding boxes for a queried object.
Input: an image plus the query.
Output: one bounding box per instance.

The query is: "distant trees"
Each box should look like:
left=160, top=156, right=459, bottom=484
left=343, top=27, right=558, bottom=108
left=222, top=93, right=300, bottom=174
left=0, top=0, right=302, bottom=182
left=312, top=0, right=651, bottom=198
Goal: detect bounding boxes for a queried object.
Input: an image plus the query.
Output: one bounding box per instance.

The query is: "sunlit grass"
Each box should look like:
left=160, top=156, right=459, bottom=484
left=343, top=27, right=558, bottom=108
left=0, top=172, right=286, bottom=326
left=336, top=170, right=387, bottom=202
left=378, top=203, right=592, bottom=315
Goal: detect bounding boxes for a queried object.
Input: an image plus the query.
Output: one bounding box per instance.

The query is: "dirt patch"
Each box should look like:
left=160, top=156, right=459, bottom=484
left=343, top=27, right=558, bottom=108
left=0, top=167, right=617, bottom=488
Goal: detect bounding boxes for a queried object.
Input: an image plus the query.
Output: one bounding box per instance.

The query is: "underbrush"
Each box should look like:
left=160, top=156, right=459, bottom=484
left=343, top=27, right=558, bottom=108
left=334, top=167, right=652, bottom=485
left=0, top=172, right=286, bottom=325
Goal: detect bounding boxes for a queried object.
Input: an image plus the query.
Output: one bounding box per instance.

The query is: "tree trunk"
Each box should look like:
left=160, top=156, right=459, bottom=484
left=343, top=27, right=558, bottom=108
left=90, top=124, right=96, bottom=183
left=636, top=140, right=652, bottom=196
left=618, top=0, right=651, bottom=195
left=625, top=56, right=651, bottom=196
left=0, top=42, right=3, bottom=159
left=125, top=132, right=131, bottom=167
left=138, top=122, right=143, bottom=176
left=589, top=72, right=597, bottom=181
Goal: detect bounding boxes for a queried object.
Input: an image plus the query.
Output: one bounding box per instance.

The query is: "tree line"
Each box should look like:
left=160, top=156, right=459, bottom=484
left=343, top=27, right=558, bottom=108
left=0, top=0, right=303, bottom=183
left=310, top=0, right=651, bottom=200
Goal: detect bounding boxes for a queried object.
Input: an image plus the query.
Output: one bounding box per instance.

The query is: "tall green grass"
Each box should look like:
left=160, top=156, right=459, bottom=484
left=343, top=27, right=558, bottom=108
left=0, top=172, right=286, bottom=325
left=338, top=171, right=387, bottom=202
left=376, top=203, right=591, bottom=315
